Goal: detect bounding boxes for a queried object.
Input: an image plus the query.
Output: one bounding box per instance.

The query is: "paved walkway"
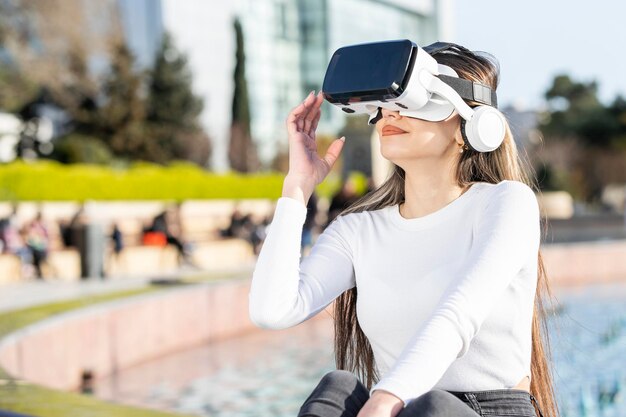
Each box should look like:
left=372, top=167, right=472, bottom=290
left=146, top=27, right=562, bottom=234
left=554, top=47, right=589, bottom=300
left=0, top=263, right=255, bottom=314
left=545, top=213, right=626, bottom=243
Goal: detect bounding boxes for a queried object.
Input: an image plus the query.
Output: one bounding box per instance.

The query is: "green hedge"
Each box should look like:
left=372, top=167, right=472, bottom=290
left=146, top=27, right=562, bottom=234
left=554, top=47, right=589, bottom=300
left=0, top=161, right=367, bottom=202
left=0, top=161, right=285, bottom=201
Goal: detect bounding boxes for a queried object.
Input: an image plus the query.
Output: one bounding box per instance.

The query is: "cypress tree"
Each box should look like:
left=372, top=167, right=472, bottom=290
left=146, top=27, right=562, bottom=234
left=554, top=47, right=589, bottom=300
left=231, top=18, right=250, bottom=138
left=228, top=17, right=259, bottom=172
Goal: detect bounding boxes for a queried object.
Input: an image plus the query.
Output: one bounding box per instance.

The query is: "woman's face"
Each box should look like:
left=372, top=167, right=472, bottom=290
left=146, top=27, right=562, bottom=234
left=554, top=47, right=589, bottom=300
left=374, top=108, right=462, bottom=165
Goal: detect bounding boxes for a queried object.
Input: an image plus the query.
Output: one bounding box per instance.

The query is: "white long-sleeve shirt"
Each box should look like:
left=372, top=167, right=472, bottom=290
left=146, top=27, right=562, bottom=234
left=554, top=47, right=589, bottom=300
left=248, top=179, right=540, bottom=407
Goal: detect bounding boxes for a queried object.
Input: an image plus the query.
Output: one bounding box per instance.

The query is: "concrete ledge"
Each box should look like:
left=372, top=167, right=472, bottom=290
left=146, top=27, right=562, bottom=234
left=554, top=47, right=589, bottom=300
left=0, top=238, right=255, bottom=283
left=46, top=249, right=81, bottom=281
left=537, top=191, right=574, bottom=219
left=191, top=239, right=254, bottom=270
left=105, top=245, right=180, bottom=277
left=0, top=277, right=260, bottom=391
left=0, top=255, right=21, bottom=285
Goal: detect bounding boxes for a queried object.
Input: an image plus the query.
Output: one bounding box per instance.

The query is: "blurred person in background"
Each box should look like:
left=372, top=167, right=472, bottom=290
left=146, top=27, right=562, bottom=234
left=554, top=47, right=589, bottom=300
left=60, top=207, right=85, bottom=248
left=220, top=207, right=270, bottom=254
left=146, top=210, right=191, bottom=263
left=301, top=191, right=319, bottom=255
left=0, top=211, right=34, bottom=278
left=220, top=207, right=250, bottom=239
left=24, top=212, right=50, bottom=279
left=250, top=215, right=270, bottom=256
left=110, top=222, right=124, bottom=258
left=249, top=42, right=559, bottom=417
left=326, top=178, right=359, bottom=227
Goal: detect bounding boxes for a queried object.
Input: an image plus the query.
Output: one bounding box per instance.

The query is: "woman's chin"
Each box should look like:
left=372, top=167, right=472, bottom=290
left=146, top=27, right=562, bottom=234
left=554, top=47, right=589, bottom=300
left=380, top=144, right=415, bottom=161
left=380, top=140, right=452, bottom=162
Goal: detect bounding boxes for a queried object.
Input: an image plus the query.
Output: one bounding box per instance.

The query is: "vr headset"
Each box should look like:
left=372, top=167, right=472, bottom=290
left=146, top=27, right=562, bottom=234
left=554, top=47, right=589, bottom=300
left=321, top=39, right=506, bottom=152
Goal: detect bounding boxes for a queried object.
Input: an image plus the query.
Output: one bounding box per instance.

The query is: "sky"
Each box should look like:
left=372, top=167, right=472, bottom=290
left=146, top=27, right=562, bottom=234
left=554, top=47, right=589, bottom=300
left=452, top=1, right=625, bottom=110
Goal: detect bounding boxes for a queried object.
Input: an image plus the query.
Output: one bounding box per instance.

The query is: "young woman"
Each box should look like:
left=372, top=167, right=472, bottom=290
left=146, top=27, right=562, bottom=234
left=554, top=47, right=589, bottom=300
left=249, top=43, right=559, bottom=417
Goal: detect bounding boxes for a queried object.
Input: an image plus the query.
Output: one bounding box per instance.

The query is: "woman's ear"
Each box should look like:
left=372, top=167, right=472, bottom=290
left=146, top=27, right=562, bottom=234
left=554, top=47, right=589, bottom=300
left=453, top=122, right=464, bottom=147
left=443, top=112, right=464, bottom=146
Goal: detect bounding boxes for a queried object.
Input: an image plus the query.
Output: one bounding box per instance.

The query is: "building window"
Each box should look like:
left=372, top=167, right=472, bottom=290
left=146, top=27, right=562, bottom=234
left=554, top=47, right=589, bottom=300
left=275, top=2, right=288, bottom=40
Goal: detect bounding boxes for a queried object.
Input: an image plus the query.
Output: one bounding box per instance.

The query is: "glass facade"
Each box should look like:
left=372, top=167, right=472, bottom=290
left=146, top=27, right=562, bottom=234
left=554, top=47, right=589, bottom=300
left=120, top=0, right=444, bottom=170
left=246, top=0, right=441, bottom=168
left=301, top=0, right=439, bottom=133
left=239, top=0, right=303, bottom=165
left=117, top=0, right=164, bottom=69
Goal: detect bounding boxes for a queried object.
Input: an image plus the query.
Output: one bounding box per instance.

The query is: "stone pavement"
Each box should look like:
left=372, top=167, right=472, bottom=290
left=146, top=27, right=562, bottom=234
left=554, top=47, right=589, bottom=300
left=545, top=213, right=626, bottom=243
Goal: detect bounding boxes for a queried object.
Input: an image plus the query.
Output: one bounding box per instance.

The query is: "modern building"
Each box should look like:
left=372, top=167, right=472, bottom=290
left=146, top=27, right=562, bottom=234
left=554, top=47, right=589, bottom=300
left=117, top=0, right=453, bottom=172
left=117, top=0, right=164, bottom=70
left=154, top=0, right=306, bottom=171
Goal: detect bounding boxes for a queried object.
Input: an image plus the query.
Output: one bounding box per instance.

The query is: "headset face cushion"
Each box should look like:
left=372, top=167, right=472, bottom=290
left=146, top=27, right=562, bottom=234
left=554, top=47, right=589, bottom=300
left=367, top=64, right=461, bottom=125
left=399, top=100, right=455, bottom=122
left=367, top=99, right=456, bottom=124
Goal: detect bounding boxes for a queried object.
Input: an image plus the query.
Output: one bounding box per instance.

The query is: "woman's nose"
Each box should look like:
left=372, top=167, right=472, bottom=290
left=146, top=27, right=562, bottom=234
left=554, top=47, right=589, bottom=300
left=380, top=108, right=401, bottom=119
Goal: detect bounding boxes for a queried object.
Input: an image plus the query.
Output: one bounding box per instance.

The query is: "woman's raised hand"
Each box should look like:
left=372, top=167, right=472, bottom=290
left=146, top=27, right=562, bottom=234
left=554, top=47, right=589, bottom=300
left=282, top=91, right=345, bottom=204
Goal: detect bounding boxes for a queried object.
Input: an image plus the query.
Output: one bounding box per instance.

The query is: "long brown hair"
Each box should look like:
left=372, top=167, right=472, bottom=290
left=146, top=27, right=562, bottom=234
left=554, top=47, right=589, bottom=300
left=332, top=44, right=560, bottom=417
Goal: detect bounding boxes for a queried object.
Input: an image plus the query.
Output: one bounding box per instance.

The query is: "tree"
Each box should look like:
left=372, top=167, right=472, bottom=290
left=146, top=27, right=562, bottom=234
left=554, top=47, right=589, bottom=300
left=0, top=0, right=117, bottom=106
left=51, top=133, right=113, bottom=165
left=537, top=74, right=626, bottom=203
left=146, top=32, right=212, bottom=167
left=228, top=17, right=260, bottom=173
left=608, top=95, right=626, bottom=149
left=0, top=67, right=38, bottom=112
left=56, top=49, right=101, bottom=135
left=1, top=2, right=213, bottom=166
left=147, top=33, right=203, bottom=128
left=98, top=43, right=153, bottom=161
left=541, top=74, right=619, bottom=148
left=0, top=0, right=117, bottom=161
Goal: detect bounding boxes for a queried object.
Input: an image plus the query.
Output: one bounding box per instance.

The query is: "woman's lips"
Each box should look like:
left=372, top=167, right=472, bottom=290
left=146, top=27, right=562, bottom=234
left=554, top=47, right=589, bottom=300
left=381, top=126, right=408, bottom=136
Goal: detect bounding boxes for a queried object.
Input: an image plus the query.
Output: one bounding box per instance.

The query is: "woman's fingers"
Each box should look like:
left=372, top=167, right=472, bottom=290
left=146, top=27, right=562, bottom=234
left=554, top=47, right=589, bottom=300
left=303, top=106, right=319, bottom=137
left=306, top=107, right=320, bottom=138
left=286, top=109, right=299, bottom=137
left=308, top=105, right=323, bottom=137
left=286, top=106, right=301, bottom=137
left=304, top=92, right=323, bottom=136
left=304, top=91, right=324, bottom=137
left=322, top=137, right=345, bottom=171
left=296, top=91, right=317, bottom=131
left=287, top=91, right=324, bottom=139
left=309, top=92, right=324, bottom=137
left=286, top=93, right=312, bottom=136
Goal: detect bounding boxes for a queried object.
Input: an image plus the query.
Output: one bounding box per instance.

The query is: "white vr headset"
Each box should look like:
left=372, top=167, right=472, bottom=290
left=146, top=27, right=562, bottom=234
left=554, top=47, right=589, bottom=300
left=321, top=39, right=506, bottom=152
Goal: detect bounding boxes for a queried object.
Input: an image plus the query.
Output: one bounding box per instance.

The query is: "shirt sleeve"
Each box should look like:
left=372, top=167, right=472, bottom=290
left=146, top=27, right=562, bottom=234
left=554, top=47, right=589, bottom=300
left=248, top=196, right=357, bottom=329
left=370, top=181, right=541, bottom=407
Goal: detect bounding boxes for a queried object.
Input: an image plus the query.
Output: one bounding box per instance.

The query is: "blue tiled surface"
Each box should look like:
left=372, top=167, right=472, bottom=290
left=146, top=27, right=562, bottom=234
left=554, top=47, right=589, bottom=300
left=548, top=283, right=625, bottom=417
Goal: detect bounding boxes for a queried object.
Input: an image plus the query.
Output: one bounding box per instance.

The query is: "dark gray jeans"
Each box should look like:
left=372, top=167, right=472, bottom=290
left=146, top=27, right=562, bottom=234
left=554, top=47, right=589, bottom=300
left=298, top=370, right=544, bottom=417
